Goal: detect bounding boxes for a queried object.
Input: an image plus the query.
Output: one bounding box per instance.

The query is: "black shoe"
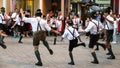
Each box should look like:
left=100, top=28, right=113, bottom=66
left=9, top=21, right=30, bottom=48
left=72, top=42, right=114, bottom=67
left=81, top=42, right=86, bottom=47
left=68, top=62, right=75, bottom=65
left=91, top=61, right=99, bottom=64
left=106, top=52, right=111, bottom=55
left=53, top=43, right=56, bottom=45
left=0, top=44, right=7, bottom=49
left=35, top=62, right=43, bottom=66
left=18, top=41, right=23, bottom=43
left=107, top=56, right=115, bottom=59
left=95, top=48, right=99, bottom=51
left=101, top=45, right=106, bottom=50
left=49, top=49, right=53, bottom=55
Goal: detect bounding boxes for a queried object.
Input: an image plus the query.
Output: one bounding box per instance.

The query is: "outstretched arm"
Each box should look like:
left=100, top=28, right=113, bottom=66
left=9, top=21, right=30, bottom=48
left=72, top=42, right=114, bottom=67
left=20, top=8, right=25, bottom=19
left=50, top=29, right=60, bottom=35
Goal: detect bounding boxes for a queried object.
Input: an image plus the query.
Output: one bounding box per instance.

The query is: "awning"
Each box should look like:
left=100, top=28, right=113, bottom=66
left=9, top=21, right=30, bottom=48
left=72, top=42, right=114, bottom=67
left=89, top=5, right=101, bottom=11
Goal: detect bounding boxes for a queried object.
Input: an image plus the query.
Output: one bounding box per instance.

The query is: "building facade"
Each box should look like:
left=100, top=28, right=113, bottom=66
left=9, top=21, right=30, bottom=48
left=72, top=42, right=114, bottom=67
left=1, top=0, right=119, bottom=17
left=111, top=0, right=120, bottom=14
left=0, top=0, right=11, bottom=13
left=0, top=0, right=70, bottom=17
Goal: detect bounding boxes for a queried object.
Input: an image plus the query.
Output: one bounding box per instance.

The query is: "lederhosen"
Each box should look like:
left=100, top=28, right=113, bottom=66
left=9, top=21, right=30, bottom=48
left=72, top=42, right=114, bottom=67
left=33, top=21, right=46, bottom=46
left=89, top=21, right=99, bottom=48
left=89, top=34, right=99, bottom=48
left=68, top=29, right=78, bottom=51
left=106, top=22, right=113, bottom=43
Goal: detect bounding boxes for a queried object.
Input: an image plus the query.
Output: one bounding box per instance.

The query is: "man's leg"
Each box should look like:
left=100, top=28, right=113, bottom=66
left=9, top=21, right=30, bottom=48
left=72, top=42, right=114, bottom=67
left=42, top=40, right=53, bottom=55
left=0, top=43, right=7, bottom=49
left=95, top=45, right=99, bottom=50
left=72, top=38, right=86, bottom=48
left=106, top=43, right=115, bottom=59
left=68, top=51, right=75, bottom=65
left=89, top=35, right=99, bottom=64
left=1, top=36, right=5, bottom=43
left=18, top=33, right=23, bottom=43
left=90, top=48, right=99, bottom=64
left=106, top=43, right=111, bottom=55
left=34, top=46, right=43, bottom=66
left=18, top=27, right=23, bottom=43
left=106, top=30, right=115, bottom=57
left=96, top=42, right=106, bottom=50
left=68, top=42, right=75, bottom=65
left=53, top=37, right=57, bottom=45
left=53, top=32, right=57, bottom=45
left=76, top=42, right=86, bottom=47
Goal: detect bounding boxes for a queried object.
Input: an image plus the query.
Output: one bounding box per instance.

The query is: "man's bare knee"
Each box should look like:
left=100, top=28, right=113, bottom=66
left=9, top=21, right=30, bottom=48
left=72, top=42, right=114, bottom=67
left=34, top=46, right=39, bottom=51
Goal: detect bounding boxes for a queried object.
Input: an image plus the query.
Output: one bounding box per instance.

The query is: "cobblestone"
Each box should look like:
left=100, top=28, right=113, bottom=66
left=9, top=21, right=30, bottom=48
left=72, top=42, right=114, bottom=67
left=0, top=34, right=120, bottom=68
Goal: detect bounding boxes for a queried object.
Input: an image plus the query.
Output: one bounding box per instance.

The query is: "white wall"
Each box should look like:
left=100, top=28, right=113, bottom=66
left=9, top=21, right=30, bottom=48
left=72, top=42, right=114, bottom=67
left=3, top=0, right=6, bottom=8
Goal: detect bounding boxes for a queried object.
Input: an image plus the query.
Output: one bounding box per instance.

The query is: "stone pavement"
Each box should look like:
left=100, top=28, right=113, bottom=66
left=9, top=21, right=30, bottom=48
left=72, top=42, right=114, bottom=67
left=0, top=35, right=120, bottom=68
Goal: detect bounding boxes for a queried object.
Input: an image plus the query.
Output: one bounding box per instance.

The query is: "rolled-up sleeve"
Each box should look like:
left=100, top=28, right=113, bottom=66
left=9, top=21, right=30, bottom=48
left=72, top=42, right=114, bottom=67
left=44, top=20, right=51, bottom=31
left=85, top=22, right=93, bottom=32
left=62, top=29, right=67, bottom=38
left=99, top=21, right=104, bottom=30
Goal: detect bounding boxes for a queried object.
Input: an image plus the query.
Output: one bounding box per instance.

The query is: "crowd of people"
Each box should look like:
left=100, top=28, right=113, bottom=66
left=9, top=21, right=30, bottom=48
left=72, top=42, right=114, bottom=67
left=0, top=6, right=120, bottom=66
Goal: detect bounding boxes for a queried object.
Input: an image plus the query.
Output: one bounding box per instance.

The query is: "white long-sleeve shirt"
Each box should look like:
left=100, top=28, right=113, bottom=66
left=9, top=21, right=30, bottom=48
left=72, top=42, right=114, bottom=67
left=11, top=13, right=21, bottom=25
left=105, top=15, right=114, bottom=30
left=22, top=17, right=51, bottom=32
left=0, top=13, right=10, bottom=24
left=62, top=26, right=79, bottom=40
left=85, top=19, right=104, bottom=34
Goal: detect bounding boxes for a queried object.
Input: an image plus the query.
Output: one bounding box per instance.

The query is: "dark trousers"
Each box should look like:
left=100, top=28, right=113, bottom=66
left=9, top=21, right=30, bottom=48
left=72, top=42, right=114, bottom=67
left=89, top=34, right=99, bottom=48
left=69, top=38, right=78, bottom=51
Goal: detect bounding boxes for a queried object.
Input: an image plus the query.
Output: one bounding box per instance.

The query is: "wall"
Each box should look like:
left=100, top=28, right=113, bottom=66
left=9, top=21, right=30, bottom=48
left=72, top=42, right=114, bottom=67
left=34, top=0, right=51, bottom=16
left=0, top=0, right=11, bottom=13
left=6, top=0, right=11, bottom=13
left=34, top=0, right=39, bottom=15
left=42, top=0, right=51, bottom=15
left=0, top=0, right=3, bottom=9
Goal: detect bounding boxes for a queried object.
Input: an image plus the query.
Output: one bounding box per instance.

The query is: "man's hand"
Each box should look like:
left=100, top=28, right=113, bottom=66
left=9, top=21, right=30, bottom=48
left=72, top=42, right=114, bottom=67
left=61, top=37, right=64, bottom=41
left=54, top=30, right=61, bottom=35
left=81, top=29, right=85, bottom=32
left=20, top=8, right=23, bottom=13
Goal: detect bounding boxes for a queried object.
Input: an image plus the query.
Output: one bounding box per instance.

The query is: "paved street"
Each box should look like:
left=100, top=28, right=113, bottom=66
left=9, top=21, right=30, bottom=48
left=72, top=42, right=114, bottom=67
left=0, top=34, right=120, bottom=68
